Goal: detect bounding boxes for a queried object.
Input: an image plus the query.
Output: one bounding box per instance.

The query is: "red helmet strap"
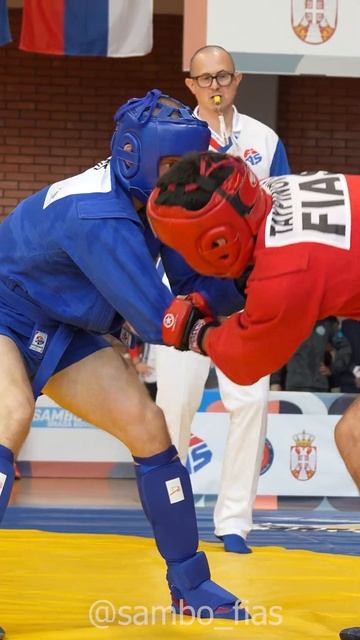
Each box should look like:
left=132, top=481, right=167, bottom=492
left=217, top=186, right=253, bottom=216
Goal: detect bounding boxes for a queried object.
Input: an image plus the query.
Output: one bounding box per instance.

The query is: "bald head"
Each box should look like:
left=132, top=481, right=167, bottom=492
left=185, top=44, right=242, bottom=126
left=189, top=46, right=235, bottom=76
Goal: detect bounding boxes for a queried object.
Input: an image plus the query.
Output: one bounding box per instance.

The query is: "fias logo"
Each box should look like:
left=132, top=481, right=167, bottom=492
left=244, top=148, right=262, bottom=166
left=186, top=434, right=212, bottom=474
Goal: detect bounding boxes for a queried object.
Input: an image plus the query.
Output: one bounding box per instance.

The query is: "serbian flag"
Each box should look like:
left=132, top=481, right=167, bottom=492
left=20, top=0, right=153, bottom=57
left=0, top=0, right=11, bottom=46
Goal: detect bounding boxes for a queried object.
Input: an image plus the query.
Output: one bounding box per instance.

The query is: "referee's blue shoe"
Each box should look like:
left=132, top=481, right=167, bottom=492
left=221, top=534, right=252, bottom=554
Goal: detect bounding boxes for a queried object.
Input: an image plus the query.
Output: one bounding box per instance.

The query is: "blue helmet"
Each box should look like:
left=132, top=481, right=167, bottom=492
left=110, top=89, right=210, bottom=203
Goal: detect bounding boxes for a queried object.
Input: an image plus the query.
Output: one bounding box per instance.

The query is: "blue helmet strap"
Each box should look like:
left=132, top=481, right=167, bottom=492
left=114, top=89, right=162, bottom=125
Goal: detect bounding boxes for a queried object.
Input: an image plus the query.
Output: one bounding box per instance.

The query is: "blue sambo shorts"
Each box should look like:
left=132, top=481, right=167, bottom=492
left=0, top=278, right=109, bottom=395
left=0, top=323, right=109, bottom=380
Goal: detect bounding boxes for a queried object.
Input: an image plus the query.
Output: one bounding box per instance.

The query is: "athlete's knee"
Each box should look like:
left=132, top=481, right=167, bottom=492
left=335, top=411, right=360, bottom=449
left=0, top=388, right=34, bottom=439
left=119, top=389, right=168, bottom=446
left=125, top=385, right=161, bottom=423
left=139, top=398, right=167, bottom=436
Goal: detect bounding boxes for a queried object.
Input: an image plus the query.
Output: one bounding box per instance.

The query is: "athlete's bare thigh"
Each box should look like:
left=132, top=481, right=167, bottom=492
left=44, top=346, right=171, bottom=456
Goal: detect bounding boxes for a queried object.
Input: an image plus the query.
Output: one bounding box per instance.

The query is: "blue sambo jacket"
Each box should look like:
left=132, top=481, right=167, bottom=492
left=0, top=159, right=244, bottom=344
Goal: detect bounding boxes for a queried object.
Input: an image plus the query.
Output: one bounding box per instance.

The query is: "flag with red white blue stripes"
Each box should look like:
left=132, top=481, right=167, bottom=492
left=20, top=0, right=153, bottom=57
left=0, top=0, right=11, bottom=46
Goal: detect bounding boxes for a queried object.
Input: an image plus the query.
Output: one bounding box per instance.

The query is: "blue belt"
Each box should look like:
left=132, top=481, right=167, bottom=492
left=0, top=278, right=74, bottom=398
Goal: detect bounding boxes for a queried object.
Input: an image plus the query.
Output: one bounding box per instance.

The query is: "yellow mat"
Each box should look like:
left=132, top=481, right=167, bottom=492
left=0, top=530, right=359, bottom=639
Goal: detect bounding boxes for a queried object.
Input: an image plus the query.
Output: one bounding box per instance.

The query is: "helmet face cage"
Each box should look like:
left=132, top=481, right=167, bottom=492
left=110, top=89, right=210, bottom=203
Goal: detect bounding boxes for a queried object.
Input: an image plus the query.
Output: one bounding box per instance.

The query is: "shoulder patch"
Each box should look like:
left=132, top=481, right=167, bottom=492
left=43, top=160, right=112, bottom=210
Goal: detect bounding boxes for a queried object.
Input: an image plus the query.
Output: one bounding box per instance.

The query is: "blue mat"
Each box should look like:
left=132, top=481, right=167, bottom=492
left=2, top=506, right=359, bottom=556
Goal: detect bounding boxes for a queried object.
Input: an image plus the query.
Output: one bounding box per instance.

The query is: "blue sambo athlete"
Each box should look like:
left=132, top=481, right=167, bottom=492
left=0, top=90, right=247, bottom=621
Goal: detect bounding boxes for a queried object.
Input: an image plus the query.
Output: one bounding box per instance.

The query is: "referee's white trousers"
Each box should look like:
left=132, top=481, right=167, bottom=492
left=155, top=345, right=269, bottom=539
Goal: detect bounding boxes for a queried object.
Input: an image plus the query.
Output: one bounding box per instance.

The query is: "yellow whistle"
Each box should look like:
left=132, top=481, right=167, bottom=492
left=213, top=95, right=221, bottom=105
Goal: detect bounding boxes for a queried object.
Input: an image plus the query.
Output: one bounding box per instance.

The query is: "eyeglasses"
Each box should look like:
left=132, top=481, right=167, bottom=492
left=190, top=70, right=234, bottom=88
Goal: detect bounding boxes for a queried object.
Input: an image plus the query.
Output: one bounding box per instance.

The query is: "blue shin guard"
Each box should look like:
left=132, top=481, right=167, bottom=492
left=133, top=445, right=198, bottom=562
left=133, top=445, right=248, bottom=620
left=0, top=444, right=15, bottom=523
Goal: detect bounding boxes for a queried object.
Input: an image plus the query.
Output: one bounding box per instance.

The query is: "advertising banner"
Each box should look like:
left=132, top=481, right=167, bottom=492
left=19, top=391, right=358, bottom=496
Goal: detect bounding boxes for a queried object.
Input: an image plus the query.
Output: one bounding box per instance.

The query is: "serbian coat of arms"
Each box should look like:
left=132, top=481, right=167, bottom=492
left=291, top=0, right=338, bottom=44
left=290, top=430, right=317, bottom=481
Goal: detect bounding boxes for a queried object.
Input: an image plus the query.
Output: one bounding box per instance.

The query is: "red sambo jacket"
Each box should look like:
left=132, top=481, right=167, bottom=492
left=205, top=172, right=360, bottom=384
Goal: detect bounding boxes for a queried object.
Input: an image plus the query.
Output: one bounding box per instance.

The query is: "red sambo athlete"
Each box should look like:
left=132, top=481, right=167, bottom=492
left=147, top=151, right=360, bottom=491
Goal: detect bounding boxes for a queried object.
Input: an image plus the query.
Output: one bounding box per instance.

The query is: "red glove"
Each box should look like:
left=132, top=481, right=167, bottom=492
left=162, top=293, right=219, bottom=354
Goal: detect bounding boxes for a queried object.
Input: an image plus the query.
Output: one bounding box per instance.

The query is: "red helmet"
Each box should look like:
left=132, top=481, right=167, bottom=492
left=147, top=153, right=272, bottom=278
